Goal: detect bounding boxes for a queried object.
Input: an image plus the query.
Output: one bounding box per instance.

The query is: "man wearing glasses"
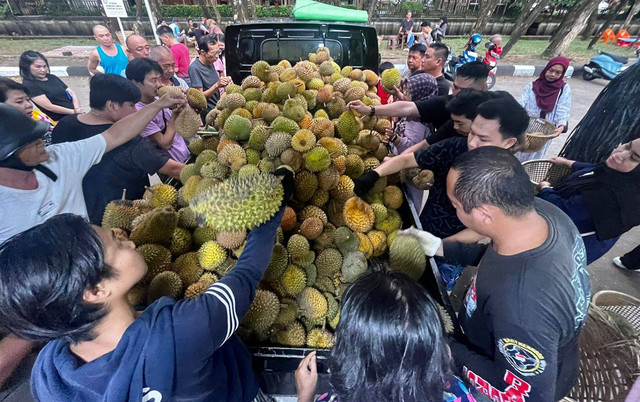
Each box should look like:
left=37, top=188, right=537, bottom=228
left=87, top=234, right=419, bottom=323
left=188, top=35, right=231, bottom=114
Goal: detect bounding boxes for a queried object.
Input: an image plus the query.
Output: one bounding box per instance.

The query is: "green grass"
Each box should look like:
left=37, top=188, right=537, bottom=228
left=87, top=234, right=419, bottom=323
left=0, top=38, right=96, bottom=56
left=380, top=36, right=636, bottom=64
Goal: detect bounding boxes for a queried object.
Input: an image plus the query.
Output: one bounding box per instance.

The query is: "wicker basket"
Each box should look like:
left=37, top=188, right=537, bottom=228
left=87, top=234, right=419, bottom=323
left=521, top=159, right=571, bottom=187
left=523, top=117, right=557, bottom=153
left=565, top=296, right=640, bottom=402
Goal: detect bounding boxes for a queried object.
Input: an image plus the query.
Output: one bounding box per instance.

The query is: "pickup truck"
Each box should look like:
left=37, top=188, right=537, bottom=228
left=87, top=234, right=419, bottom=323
left=224, top=21, right=380, bottom=84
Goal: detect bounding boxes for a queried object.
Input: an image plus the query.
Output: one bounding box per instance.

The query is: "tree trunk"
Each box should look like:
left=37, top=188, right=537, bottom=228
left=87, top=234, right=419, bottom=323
left=588, top=0, right=628, bottom=49
left=210, top=0, right=222, bottom=25
left=621, top=0, right=640, bottom=30
left=542, top=0, right=601, bottom=59
left=365, top=0, right=379, bottom=18
left=232, top=0, right=251, bottom=23
left=581, top=9, right=598, bottom=41
left=502, top=0, right=550, bottom=57
left=471, top=0, right=501, bottom=33
left=194, top=0, right=211, bottom=19
left=132, top=0, right=145, bottom=36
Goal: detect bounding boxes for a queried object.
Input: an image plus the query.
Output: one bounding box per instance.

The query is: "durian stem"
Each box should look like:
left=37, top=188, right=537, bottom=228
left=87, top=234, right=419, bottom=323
left=121, top=188, right=127, bottom=200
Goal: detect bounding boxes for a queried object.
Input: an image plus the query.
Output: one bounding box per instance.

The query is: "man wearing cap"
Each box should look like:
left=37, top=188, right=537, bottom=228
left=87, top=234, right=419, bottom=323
left=0, top=92, right=186, bottom=245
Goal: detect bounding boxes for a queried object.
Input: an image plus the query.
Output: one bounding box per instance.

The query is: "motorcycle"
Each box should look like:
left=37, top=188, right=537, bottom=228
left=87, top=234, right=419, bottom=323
left=583, top=51, right=629, bottom=81
left=443, top=34, right=497, bottom=90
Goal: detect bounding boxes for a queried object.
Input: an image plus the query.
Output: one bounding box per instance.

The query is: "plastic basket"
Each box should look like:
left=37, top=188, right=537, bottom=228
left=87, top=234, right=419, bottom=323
left=521, top=159, right=571, bottom=187
left=523, top=117, right=557, bottom=153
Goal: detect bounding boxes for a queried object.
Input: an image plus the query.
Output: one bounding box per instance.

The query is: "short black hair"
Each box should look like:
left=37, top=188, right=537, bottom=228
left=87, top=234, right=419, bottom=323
left=18, top=50, right=49, bottom=80
left=440, top=16, right=448, bottom=24
left=421, top=21, right=431, bottom=28
left=90, top=74, right=141, bottom=110
left=379, top=62, right=395, bottom=74
left=125, top=57, right=164, bottom=84
left=429, top=43, right=449, bottom=63
left=456, top=61, right=491, bottom=83
left=156, top=24, right=174, bottom=38
left=451, top=146, right=535, bottom=216
left=0, top=214, right=117, bottom=343
left=215, top=33, right=225, bottom=43
left=476, top=96, right=529, bottom=144
left=330, top=269, right=448, bottom=401
left=0, top=77, right=29, bottom=102
left=409, top=43, right=427, bottom=56
left=198, top=35, right=218, bottom=54
left=446, top=89, right=492, bottom=119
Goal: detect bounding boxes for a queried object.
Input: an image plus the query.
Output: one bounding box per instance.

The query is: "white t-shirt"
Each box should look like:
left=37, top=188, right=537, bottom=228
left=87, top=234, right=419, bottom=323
left=0, top=134, right=107, bottom=244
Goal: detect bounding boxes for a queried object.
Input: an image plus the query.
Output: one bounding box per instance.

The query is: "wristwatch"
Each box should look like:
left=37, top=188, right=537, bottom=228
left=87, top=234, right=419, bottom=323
left=368, top=106, right=376, bottom=116
left=390, top=134, right=398, bottom=144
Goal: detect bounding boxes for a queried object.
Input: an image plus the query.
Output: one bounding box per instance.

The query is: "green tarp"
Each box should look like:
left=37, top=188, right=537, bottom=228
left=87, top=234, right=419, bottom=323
left=292, top=0, right=368, bottom=23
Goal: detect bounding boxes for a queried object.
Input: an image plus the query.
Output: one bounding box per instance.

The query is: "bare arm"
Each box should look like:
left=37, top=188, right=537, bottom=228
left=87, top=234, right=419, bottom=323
left=348, top=100, right=420, bottom=119
left=0, top=335, right=33, bottom=387
left=148, top=111, right=179, bottom=150
left=102, top=93, right=186, bottom=153
left=444, top=228, right=486, bottom=244
left=31, top=94, right=76, bottom=116
left=87, top=49, right=101, bottom=75
left=401, top=139, right=429, bottom=155
left=373, top=152, right=418, bottom=177
left=157, top=159, right=185, bottom=179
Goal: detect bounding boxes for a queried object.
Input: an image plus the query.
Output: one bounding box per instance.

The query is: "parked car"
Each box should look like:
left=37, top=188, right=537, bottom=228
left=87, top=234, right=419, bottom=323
left=224, top=22, right=380, bottom=83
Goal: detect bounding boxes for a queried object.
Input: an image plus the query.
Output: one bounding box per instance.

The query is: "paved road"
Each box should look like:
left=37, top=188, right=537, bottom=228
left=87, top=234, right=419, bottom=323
left=60, top=75, right=640, bottom=298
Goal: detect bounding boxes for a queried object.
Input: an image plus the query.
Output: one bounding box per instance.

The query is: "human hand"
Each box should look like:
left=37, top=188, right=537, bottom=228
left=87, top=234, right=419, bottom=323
left=218, top=77, right=232, bottom=88
left=390, top=85, right=404, bottom=101
left=347, top=100, right=371, bottom=116
left=353, top=170, right=380, bottom=197
left=553, top=126, right=564, bottom=138
left=274, top=166, right=295, bottom=205
left=157, top=91, right=187, bottom=110
left=398, top=226, right=442, bottom=257
left=384, top=127, right=395, bottom=141
left=548, top=156, right=573, bottom=167
left=538, top=181, right=552, bottom=191
left=295, top=351, right=318, bottom=402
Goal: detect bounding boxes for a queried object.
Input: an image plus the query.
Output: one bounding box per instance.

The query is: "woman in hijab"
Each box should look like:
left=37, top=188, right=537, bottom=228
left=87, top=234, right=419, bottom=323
left=386, top=73, right=439, bottom=155
left=538, top=138, right=640, bottom=264
left=516, top=56, right=572, bottom=162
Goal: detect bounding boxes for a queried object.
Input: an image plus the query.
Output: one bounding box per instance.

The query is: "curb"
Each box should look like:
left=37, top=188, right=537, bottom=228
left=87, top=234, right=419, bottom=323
left=0, top=64, right=580, bottom=79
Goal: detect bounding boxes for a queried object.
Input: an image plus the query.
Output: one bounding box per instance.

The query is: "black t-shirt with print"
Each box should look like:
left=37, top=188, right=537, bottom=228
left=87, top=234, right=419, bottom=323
left=445, top=198, right=590, bottom=401
left=51, top=115, right=170, bottom=224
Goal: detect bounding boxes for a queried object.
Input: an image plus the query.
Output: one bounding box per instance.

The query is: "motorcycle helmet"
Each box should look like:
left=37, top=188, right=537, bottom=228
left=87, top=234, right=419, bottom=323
left=470, top=33, right=482, bottom=45
left=0, top=103, right=50, bottom=162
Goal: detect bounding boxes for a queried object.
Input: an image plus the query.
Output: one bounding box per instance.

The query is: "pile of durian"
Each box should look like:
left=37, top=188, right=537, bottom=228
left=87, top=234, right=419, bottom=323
left=102, top=48, right=430, bottom=349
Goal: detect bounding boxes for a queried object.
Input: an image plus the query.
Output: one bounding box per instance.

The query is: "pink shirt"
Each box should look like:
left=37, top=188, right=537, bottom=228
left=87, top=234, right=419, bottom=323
left=171, top=43, right=191, bottom=79
left=135, top=101, right=190, bottom=163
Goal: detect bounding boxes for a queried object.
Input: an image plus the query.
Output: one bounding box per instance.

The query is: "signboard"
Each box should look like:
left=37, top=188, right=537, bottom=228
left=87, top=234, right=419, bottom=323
left=102, top=0, right=128, bottom=18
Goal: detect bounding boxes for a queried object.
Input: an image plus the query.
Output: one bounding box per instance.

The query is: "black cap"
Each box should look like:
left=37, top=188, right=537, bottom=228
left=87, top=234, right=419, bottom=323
left=0, top=103, right=50, bottom=161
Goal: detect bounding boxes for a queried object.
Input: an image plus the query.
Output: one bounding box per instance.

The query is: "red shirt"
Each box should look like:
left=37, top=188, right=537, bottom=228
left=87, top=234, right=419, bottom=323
left=377, top=81, right=390, bottom=105
left=171, top=43, right=191, bottom=79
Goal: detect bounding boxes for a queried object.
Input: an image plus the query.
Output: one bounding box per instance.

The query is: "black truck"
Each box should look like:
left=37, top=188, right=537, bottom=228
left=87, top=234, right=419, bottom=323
left=224, top=21, right=380, bottom=83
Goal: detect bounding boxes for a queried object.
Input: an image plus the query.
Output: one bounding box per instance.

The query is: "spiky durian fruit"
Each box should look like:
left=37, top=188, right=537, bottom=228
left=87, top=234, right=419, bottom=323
left=179, top=164, right=199, bottom=185
left=327, top=97, right=347, bottom=119
left=375, top=209, right=402, bottom=234
left=280, top=149, right=303, bottom=172
left=297, top=287, right=328, bottom=321
left=275, top=298, right=298, bottom=326
left=127, top=284, right=147, bottom=306
left=274, top=322, right=306, bottom=347
left=294, top=60, right=317, bottom=82
left=381, top=68, right=402, bottom=92
left=281, top=206, right=297, bottom=231
left=325, top=292, right=339, bottom=321
left=130, top=206, right=178, bottom=246
left=251, top=60, right=271, bottom=81
left=314, top=276, right=336, bottom=294
left=175, top=106, right=201, bottom=140
left=383, top=186, right=404, bottom=209
left=185, top=87, right=207, bottom=111
left=102, top=199, right=140, bottom=230
left=334, top=226, right=360, bottom=255
left=299, top=217, right=324, bottom=240
left=291, top=129, right=316, bottom=152
left=137, top=243, right=172, bottom=283
left=173, top=252, right=203, bottom=287
left=412, top=169, right=435, bottom=190
left=345, top=154, right=365, bottom=179
left=341, top=250, right=368, bottom=282
left=363, top=69, right=379, bottom=87
left=143, top=183, right=178, bottom=208
left=304, top=147, right=331, bottom=172
left=336, top=111, right=362, bottom=144
left=218, top=144, right=247, bottom=172
left=223, top=115, right=252, bottom=141
left=355, top=232, right=373, bottom=258
left=310, top=118, right=334, bottom=139
left=190, top=173, right=283, bottom=231
left=310, top=188, right=330, bottom=207
left=248, top=125, right=271, bottom=151
left=292, top=249, right=316, bottom=268
left=367, top=230, right=387, bottom=257
left=294, top=170, right=318, bottom=202
left=261, top=103, right=280, bottom=123
left=316, top=248, right=343, bottom=278
left=147, top=271, right=183, bottom=304
left=243, top=289, right=280, bottom=333
left=389, top=234, right=426, bottom=280
left=194, top=149, right=218, bottom=171
left=330, top=175, right=355, bottom=202
left=307, top=328, right=334, bottom=349
left=264, top=243, right=289, bottom=281
left=371, top=203, right=388, bottom=223
left=344, top=86, right=366, bottom=103
left=241, top=75, right=262, bottom=90
left=216, top=229, right=247, bottom=250
left=279, top=264, right=307, bottom=296
left=197, top=241, right=227, bottom=271
left=287, top=234, right=310, bottom=258
left=169, top=227, right=193, bottom=256
left=264, top=132, right=292, bottom=158
left=271, top=116, right=299, bottom=135
left=343, top=197, right=374, bottom=233
left=184, top=277, right=213, bottom=299
left=192, top=226, right=217, bottom=247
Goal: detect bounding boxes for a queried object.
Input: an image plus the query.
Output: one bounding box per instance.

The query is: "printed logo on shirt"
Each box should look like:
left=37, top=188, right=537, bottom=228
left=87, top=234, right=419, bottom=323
left=465, top=368, right=531, bottom=402
left=142, top=387, right=162, bottom=401
left=37, top=200, right=57, bottom=220
left=464, top=276, right=477, bottom=317
left=571, top=235, right=590, bottom=329
left=498, top=338, right=546, bottom=377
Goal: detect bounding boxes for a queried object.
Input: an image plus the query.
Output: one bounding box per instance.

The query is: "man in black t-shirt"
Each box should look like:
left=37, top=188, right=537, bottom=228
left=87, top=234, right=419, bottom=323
left=398, top=11, right=414, bottom=49
left=403, top=147, right=590, bottom=401
left=353, top=96, right=529, bottom=238
left=52, top=74, right=184, bottom=224
left=422, top=43, right=450, bottom=95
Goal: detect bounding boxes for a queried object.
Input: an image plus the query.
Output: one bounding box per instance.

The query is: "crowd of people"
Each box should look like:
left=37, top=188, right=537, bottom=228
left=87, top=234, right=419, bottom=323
left=0, top=17, right=639, bottom=402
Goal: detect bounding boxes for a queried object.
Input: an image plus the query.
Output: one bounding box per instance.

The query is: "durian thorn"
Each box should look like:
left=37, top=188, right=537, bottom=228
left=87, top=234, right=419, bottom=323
left=322, top=318, right=327, bottom=331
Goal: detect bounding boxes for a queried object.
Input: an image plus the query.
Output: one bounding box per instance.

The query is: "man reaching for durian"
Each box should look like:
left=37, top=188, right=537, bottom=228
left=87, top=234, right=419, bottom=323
left=0, top=86, right=185, bottom=244
left=0, top=168, right=294, bottom=401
